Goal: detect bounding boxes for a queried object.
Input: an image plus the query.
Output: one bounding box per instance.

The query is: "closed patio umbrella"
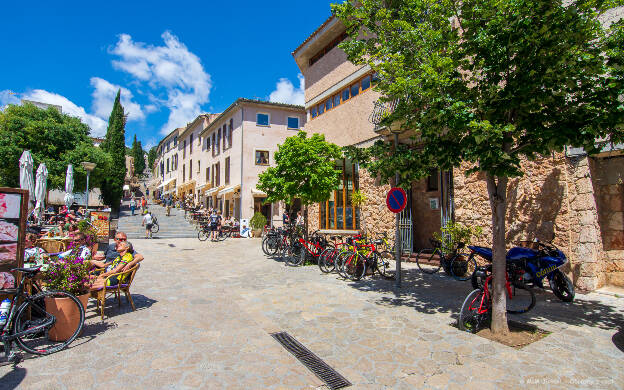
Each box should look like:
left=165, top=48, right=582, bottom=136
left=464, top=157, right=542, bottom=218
left=19, top=150, right=35, bottom=208
left=64, top=164, right=75, bottom=209
left=34, top=163, right=48, bottom=223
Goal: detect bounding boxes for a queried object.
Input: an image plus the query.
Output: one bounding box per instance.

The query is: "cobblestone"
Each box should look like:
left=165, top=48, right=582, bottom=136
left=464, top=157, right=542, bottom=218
left=0, top=233, right=622, bottom=389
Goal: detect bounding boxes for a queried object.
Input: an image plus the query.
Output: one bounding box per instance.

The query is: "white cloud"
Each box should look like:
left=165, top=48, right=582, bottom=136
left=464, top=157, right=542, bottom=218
left=0, top=90, right=21, bottom=109
left=269, top=74, right=305, bottom=106
left=110, top=31, right=212, bottom=135
left=90, top=77, right=145, bottom=122
left=21, top=89, right=108, bottom=136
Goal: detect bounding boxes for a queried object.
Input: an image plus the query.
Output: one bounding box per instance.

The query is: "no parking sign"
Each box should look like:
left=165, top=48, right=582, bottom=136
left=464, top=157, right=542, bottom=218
left=386, top=187, right=407, bottom=214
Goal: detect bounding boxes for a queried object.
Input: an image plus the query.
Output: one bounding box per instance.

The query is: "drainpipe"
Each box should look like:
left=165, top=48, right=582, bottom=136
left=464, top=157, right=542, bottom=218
left=240, top=104, right=244, bottom=221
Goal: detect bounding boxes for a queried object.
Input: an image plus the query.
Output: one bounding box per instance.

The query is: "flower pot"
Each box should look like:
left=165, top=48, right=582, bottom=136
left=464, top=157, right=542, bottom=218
left=45, top=292, right=89, bottom=341
left=252, top=229, right=262, bottom=238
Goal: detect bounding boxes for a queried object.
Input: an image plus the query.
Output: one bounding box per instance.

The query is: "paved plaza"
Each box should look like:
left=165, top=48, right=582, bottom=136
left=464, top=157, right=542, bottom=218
left=1, top=226, right=623, bottom=389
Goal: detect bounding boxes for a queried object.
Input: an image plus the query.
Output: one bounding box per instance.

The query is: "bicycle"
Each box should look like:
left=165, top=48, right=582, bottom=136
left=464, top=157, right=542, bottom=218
left=150, top=216, right=160, bottom=234
left=457, top=262, right=536, bottom=333
left=283, top=230, right=331, bottom=266
left=0, top=267, right=85, bottom=361
left=340, top=239, right=395, bottom=281
left=416, top=239, right=475, bottom=281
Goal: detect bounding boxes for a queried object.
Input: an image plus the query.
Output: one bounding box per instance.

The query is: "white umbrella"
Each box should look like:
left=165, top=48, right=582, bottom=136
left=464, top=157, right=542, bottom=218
left=34, top=163, right=48, bottom=223
left=64, top=164, right=75, bottom=209
left=19, top=150, right=35, bottom=208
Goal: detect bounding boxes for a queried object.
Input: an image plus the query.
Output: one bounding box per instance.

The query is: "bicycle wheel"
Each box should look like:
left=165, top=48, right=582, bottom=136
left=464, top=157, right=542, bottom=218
left=506, top=283, right=536, bottom=314
left=285, top=242, right=305, bottom=266
left=198, top=230, right=209, bottom=241
left=416, top=248, right=442, bottom=274
left=151, top=223, right=160, bottom=234
left=318, top=248, right=336, bottom=273
left=15, top=290, right=85, bottom=355
left=450, top=252, right=477, bottom=281
left=457, top=289, right=490, bottom=333
left=335, top=251, right=351, bottom=278
left=262, top=236, right=278, bottom=256
left=375, top=250, right=396, bottom=279
left=344, top=253, right=366, bottom=281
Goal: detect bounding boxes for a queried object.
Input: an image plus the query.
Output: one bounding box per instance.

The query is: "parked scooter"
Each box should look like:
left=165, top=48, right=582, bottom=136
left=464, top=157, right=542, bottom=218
left=469, top=239, right=575, bottom=302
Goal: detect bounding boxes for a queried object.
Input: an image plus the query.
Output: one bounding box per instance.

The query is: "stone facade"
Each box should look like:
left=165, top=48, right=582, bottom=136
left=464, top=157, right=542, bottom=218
left=453, top=152, right=624, bottom=291
left=359, top=168, right=395, bottom=240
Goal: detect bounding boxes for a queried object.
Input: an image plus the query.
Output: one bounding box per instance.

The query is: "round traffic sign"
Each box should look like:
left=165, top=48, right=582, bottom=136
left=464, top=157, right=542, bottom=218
left=386, top=187, right=408, bottom=213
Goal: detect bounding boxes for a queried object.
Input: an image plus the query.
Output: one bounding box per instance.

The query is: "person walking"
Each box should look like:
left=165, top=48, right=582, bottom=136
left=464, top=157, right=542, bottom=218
left=209, top=209, right=221, bottom=241
left=142, top=210, right=154, bottom=239
left=140, top=196, right=147, bottom=213
left=129, top=197, right=137, bottom=216
left=166, top=196, right=171, bottom=216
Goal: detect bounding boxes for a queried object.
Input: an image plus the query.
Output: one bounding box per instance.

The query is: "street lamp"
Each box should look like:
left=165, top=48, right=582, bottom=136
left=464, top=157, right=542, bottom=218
left=81, top=162, right=96, bottom=212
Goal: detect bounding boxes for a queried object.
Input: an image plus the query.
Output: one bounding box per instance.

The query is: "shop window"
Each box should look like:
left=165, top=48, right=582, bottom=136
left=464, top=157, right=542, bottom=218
left=319, top=159, right=360, bottom=230
left=255, top=150, right=269, bottom=165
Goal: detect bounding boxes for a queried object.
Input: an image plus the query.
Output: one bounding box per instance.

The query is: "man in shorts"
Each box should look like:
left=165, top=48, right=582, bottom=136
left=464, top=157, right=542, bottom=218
left=209, top=209, right=221, bottom=241
left=142, top=211, right=154, bottom=239
left=90, top=241, right=133, bottom=289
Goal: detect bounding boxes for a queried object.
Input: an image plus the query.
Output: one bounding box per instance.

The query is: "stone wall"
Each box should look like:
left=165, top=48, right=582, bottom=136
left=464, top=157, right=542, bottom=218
left=359, top=168, right=395, bottom=242
left=590, top=156, right=624, bottom=287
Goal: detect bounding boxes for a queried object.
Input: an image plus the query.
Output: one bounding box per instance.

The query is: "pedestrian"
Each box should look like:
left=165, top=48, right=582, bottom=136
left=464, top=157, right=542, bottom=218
left=141, top=196, right=147, bottom=213
left=282, top=210, right=290, bottom=226
left=209, top=209, right=221, bottom=241
left=130, top=197, right=137, bottom=216
left=296, top=211, right=304, bottom=227
left=166, top=196, right=171, bottom=216
left=142, top=210, right=154, bottom=239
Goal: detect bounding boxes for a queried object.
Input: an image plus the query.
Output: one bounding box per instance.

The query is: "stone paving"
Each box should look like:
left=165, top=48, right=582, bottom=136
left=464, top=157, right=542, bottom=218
left=1, top=233, right=623, bottom=389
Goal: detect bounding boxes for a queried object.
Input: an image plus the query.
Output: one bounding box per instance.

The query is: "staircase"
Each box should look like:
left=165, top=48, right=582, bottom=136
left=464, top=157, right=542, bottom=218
left=116, top=199, right=198, bottom=240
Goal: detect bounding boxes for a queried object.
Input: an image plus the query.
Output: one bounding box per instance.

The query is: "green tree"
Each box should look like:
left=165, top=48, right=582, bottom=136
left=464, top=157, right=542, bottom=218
left=0, top=103, right=106, bottom=190
left=100, top=90, right=127, bottom=212
left=257, top=131, right=343, bottom=231
left=147, top=147, right=157, bottom=171
left=334, top=0, right=624, bottom=334
left=130, top=134, right=145, bottom=177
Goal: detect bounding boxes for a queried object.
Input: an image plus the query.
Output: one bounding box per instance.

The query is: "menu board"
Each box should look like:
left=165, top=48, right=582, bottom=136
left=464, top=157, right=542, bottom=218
left=0, top=189, right=28, bottom=274
left=90, top=211, right=110, bottom=239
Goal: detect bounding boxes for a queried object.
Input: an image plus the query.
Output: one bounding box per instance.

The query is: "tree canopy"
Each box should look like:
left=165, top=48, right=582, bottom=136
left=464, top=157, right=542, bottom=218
left=257, top=131, right=343, bottom=206
left=130, top=134, right=146, bottom=177
left=147, top=147, right=157, bottom=171
left=0, top=103, right=108, bottom=191
left=100, top=90, right=127, bottom=212
left=334, top=0, right=624, bottom=334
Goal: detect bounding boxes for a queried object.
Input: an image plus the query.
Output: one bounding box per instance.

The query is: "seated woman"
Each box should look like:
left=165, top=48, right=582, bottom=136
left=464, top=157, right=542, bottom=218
left=24, top=233, right=47, bottom=266
left=90, top=241, right=133, bottom=289
left=58, top=232, right=92, bottom=260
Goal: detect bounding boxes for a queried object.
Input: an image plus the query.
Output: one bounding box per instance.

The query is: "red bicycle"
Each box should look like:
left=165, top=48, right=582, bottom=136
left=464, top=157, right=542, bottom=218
left=283, top=230, right=332, bottom=266
left=457, top=263, right=535, bottom=333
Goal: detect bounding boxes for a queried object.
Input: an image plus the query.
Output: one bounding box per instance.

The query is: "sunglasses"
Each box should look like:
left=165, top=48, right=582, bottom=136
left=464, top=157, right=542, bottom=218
left=115, top=237, right=127, bottom=241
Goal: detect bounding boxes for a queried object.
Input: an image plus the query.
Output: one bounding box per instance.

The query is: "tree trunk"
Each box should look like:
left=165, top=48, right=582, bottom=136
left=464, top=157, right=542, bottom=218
left=304, top=204, right=309, bottom=240
left=485, top=174, right=509, bottom=335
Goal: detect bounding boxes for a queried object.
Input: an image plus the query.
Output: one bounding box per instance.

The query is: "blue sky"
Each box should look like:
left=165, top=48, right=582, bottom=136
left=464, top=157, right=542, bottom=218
left=0, top=1, right=335, bottom=148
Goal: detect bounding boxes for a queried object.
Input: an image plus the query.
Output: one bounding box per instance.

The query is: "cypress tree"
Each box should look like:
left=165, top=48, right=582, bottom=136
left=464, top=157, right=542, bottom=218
left=100, top=90, right=126, bottom=212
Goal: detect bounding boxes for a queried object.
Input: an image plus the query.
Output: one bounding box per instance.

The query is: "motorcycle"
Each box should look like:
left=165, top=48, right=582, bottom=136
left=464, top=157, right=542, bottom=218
left=469, top=239, right=575, bottom=302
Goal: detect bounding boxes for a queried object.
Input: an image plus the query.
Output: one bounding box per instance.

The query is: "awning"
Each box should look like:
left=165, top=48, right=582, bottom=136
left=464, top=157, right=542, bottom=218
left=218, top=184, right=240, bottom=197
left=156, top=182, right=165, bottom=189
left=251, top=188, right=267, bottom=197
left=204, top=185, right=224, bottom=197
left=162, top=177, right=176, bottom=188
left=123, top=184, right=130, bottom=191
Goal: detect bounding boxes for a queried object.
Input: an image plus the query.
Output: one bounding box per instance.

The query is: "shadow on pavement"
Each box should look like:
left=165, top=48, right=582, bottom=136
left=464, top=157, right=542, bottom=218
left=0, top=366, right=26, bottom=389
left=612, top=328, right=624, bottom=352
left=344, top=267, right=624, bottom=331
left=84, top=294, right=158, bottom=321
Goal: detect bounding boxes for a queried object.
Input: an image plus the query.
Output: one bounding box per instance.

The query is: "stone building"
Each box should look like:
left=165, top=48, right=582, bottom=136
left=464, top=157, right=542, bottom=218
left=293, top=14, right=623, bottom=291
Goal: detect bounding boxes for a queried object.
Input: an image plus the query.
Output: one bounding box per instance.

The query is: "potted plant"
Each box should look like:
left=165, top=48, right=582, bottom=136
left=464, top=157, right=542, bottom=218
left=249, top=212, right=267, bottom=238
left=77, top=219, right=99, bottom=254
left=42, top=252, right=90, bottom=341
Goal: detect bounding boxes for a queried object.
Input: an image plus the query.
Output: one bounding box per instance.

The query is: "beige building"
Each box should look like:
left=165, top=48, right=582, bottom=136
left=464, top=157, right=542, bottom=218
left=198, top=98, right=306, bottom=224
left=154, top=128, right=181, bottom=197
left=294, top=15, right=624, bottom=291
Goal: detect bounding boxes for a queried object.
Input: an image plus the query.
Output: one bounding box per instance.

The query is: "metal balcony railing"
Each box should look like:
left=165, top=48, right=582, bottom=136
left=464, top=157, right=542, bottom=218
left=369, top=98, right=400, bottom=126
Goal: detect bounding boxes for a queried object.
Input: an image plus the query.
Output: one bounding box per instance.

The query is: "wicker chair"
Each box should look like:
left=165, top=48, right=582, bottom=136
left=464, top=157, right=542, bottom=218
left=90, top=264, right=140, bottom=320
left=36, top=240, right=66, bottom=254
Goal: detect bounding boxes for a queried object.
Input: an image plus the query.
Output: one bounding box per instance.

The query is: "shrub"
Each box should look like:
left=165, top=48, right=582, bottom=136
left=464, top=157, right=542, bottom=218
left=433, top=221, right=482, bottom=254
left=43, top=252, right=90, bottom=295
left=250, top=212, right=267, bottom=230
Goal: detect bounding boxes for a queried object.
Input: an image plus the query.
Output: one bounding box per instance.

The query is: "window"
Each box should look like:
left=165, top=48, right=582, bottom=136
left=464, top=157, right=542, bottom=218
left=318, top=103, right=325, bottom=115
left=311, top=107, right=317, bottom=118
left=308, top=31, right=348, bottom=66
left=166, top=158, right=170, bottom=173
left=215, top=162, right=220, bottom=186
left=225, top=157, right=230, bottom=185
left=174, top=154, right=178, bottom=169
left=350, top=82, right=360, bottom=98
left=372, top=72, right=380, bottom=84
left=287, top=117, right=299, bottom=129
left=197, top=160, right=201, bottom=174
left=222, top=125, right=227, bottom=150
left=255, top=150, right=269, bottom=165
left=183, top=164, right=186, bottom=182
left=217, top=128, right=221, bottom=154
left=427, top=169, right=439, bottom=191
left=173, top=136, right=178, bottom=146
left=256, top=113, right=269, bottom=126
left=190, top=134, right=193, bottom=153
left=189, top=160, right=193, bottom=180
left=361, top=75, right=371, bottom=91
left=205, top=167, right=210, bottom=181
left=228, top=119, right=233, bottom=147
left=212, top=133, right=216, bottom=156
left=319, top=159, right=360, bottom=230
left=206, top=136, right=211, bottom=151
left=325, top=98, right=332, bottom=111
left=342, top=88, right=350, bottom=102
left=333, top=94, right=340, bottom=108
left=183, top=140, right=186, bottom=158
